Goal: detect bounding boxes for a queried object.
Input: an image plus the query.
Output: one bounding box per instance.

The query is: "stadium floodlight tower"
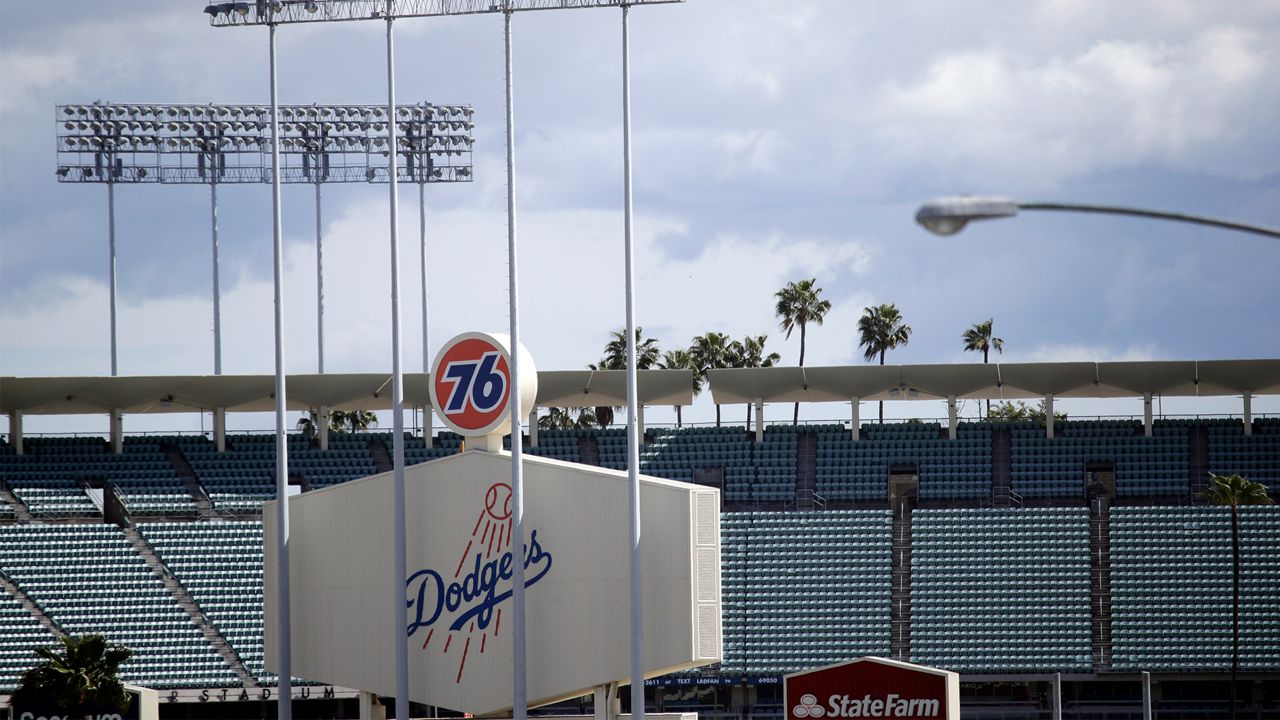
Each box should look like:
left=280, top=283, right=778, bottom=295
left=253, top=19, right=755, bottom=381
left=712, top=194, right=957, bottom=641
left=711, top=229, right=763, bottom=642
left=55, top=101, right=473, bottom=378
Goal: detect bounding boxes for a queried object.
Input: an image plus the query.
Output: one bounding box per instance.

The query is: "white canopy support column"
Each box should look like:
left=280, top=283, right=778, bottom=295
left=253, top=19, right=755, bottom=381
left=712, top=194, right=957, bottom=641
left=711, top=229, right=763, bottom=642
left=1052, top=673, right=1062, bottom=720
left=1141, top=671, right=1152, bottom=720
left=1045, top=394, right=1055, bottom=439
left=754, top=398, right=764, bottom=443
left=947, top=396, right=958, bottom=440
left=424, top=408, right=434, bottom=449
left=1143, top=393, right=1153, bottom=437
left=317, top=406, right=330, bottom=450
left=8, top=411, right=23, bottom=455
left=529, top=407, right=539, bottom=448
left=1243, top=392, right=1253, bottom=436
left=637, top=404, right=646, bottom=441
left=110, top=409, right=124, bottom=454
left=850, top=397, right=861, bottom=441
left=213, top=408, right=227, bottom=452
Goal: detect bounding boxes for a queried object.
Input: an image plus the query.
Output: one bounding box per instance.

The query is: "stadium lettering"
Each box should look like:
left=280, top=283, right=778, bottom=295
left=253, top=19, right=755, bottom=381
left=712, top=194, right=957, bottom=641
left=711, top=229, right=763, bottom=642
left=826, top=694, right=940, bottom=718
left=20, top=715, right=122, bottom=720
left=406, top=529, right=552, bottom=635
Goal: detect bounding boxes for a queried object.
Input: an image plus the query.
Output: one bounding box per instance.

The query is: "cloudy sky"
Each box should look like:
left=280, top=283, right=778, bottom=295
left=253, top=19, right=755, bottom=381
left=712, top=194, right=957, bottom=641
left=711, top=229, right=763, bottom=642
left=2, top=1, right=1278, bottom=433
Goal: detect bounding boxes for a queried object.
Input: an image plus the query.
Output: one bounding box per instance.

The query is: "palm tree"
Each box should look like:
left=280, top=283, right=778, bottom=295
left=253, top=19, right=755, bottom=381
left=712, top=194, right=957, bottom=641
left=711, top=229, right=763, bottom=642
left=596, top=327, right=662, bottom=371
left=775, top=279, right=832, bottom=424
left=729, top=334, right=781, bottom=431
left=589, top=328, right=661, bottom=430
left=963, top=318, right=1004, bottom=415
left=9, top=634, right=133, bottom=716
left=661, top=348, right=703, bottom=428
left=538, top=407, right=596, bottom=430
left=689, top=332, right=733, bottom=427
left=330, top=410, right=378, bottom=434
left=1200, top=473, right=1274, bottom=720
left=856, top=303, right=912, bottom=422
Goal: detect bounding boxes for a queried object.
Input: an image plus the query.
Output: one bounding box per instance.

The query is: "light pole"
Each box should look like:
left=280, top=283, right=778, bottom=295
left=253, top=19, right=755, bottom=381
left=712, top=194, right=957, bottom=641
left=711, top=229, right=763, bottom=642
left=915, top=196, right=1280, bottom=239
left=204, top=3, right=680, bottom=719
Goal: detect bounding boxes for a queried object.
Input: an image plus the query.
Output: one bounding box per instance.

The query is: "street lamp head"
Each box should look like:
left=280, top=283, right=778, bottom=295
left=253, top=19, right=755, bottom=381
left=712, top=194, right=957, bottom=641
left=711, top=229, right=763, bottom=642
left=915, top=195, right=1020, bottom=236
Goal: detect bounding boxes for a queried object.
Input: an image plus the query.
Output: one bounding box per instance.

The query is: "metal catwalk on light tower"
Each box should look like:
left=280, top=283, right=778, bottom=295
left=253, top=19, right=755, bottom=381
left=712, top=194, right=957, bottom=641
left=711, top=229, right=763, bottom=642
left=55, top=100, right=473, bottom=376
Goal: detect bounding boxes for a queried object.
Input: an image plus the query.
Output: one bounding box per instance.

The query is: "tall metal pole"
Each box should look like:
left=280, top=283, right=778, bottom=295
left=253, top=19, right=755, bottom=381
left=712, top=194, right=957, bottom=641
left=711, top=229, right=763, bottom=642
left=268, top=21, right=293, bottom=720
left=211, top=182, right=222, bottom=375
left=385, top=3, right=411, bottom=718
left=504, top=6, right=528, bottom=720
left=315, top=181, right=325, bottom=373
left=107, top=178, right=118, bottom=376
left=419, top=181, right=429, bottom=373
left=621, top=6, right=644, bottom=717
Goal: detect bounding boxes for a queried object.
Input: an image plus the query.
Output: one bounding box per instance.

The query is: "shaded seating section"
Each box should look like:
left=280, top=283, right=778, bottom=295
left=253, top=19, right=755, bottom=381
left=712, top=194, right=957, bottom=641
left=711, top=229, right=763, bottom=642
left=523, top=430, right=581, bottom=462
left=0, top=524, right=238, bottom=688
left=1010, top=420, right=1188, bottom=498
left=1110, top=505, right=1280, bottom=671
left=0, top=589, right=55, bottom=693
left=142, top=521, right=269, bottom=683
left=0, top=495, right=16, bottom=520
left=910, top=508, right=1093, bottom=672
left=181, top=433, right=378, bottom=512
left=721, top=510, right=891, bottom=674
left=1209, top=419, right=1280, bottom=487
left=398, top=431, right=462, bottom=465
left=749, top=425, right=797, bottom=502
left=0, top=437, right=116, bottom=518
left=113, top=437, right=196, bottom=516
left=638, top=427, right=754, bottom=499
left=814, top=422, right=992, bottom=501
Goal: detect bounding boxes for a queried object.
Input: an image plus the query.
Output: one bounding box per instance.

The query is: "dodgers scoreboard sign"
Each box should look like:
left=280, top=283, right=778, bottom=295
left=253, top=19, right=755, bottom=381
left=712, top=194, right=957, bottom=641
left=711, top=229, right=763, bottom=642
left=264, top=450, right=722, bottom=713
left=785, top=658, right=958, bottom=720
left=429, top=331, right=537, bottom=439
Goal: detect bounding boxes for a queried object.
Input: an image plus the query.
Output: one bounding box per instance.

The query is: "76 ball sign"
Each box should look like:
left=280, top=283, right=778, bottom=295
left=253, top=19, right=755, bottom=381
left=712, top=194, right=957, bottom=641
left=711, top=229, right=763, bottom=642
left=429, top=332, right=538, bottom=439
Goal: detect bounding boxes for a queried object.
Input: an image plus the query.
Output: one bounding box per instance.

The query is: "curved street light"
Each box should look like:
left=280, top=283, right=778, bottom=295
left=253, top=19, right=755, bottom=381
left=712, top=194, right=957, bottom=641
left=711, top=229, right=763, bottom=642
left=916, top=196, right=1280, bottom=239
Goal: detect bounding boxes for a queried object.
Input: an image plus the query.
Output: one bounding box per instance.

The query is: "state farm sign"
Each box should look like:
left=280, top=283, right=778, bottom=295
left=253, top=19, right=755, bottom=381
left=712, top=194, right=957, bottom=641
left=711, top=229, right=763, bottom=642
left=784, top=658, right=958, bottom=720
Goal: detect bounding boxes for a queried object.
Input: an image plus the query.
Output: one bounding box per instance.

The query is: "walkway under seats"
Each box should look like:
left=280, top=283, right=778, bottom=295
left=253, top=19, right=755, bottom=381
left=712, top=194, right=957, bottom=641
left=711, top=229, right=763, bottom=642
left=1110, top=505, right=1280, bottom=671
left=910, top=508, right=1093, bottom=673
left=0, top=524, right=239, bottom=688
left=721, top=510, right=892, bottom=674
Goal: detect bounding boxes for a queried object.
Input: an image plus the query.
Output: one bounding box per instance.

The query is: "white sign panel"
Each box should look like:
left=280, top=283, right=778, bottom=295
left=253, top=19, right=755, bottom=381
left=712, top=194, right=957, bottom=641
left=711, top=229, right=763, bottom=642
left=264, top=451, right=721, bottom=714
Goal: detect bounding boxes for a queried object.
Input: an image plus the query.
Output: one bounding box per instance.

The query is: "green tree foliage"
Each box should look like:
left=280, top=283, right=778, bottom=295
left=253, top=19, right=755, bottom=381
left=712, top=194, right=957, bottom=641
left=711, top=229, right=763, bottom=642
left=729, top=334, right=781, bottom=431
left=9, top=635, right=133, bottom=716
left=775, top=278, right=831, bottom=424
left=588, top=327, right=663, bottom=428
left=962, top=318, right=1005, bottom=415
left=537, top=407, right=597, bottom=430
left=985, top=400, right=1066, bottom=424
left=1200, top=473, right=1274, bottom=720
left=856, top=303, right=912, bottom=422
left=661, top=348, right=702, bottom=428
left=689, top=332, right=734, bottom=427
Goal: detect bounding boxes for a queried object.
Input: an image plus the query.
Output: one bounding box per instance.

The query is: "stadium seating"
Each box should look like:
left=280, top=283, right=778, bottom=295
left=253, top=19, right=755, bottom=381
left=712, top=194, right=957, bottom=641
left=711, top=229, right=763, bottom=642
left=523, top=430, right=581, bottom=463
left=0, top=589, right=55, bottom=693
left=815, top=422, right=992, bottom=501
left=142, top=521, right=270, bottom=683
left=1009, top=420, right=1189, bottom=498
left=745, top=426, right=796, bottom=502
left=721, top=510, right=892, bottom=674
left=910, top=508, right=1093, bottom=672
left=1209, top=421, right=1280, bottom=487
left=1110, top=505, right=1280, bottom=671
left=0, top=524, right=239, bottom=688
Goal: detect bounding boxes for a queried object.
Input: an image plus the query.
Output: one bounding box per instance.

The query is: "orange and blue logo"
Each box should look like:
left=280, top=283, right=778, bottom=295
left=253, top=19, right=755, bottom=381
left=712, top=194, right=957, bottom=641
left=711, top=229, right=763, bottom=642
left=431, top=334, right=513, bottom=436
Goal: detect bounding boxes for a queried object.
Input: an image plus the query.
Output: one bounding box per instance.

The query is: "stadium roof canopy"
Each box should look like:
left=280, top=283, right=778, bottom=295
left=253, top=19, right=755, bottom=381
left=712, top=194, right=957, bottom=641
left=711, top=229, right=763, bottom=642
left=707, top=359, right=1280, bottom=405
left=0, top=370, right=695, bottom=416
